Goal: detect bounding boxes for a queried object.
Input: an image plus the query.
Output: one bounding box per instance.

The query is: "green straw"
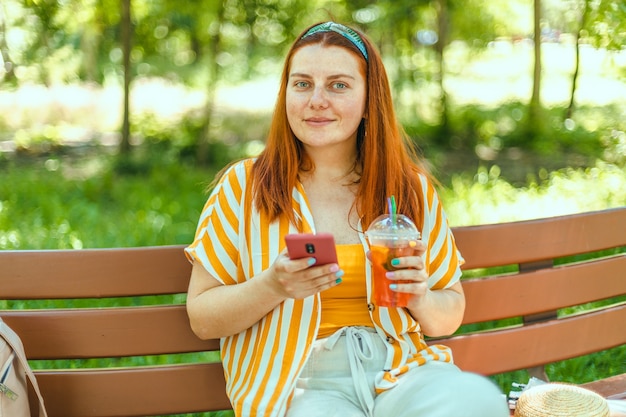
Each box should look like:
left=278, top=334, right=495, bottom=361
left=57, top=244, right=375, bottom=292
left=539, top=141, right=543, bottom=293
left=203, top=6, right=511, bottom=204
left=388, top=195, right=397, bottom=225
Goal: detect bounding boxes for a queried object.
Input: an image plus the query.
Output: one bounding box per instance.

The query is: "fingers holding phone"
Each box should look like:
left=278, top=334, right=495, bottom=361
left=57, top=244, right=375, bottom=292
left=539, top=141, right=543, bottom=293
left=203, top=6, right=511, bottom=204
left=278, top=233, right=343, bottom=298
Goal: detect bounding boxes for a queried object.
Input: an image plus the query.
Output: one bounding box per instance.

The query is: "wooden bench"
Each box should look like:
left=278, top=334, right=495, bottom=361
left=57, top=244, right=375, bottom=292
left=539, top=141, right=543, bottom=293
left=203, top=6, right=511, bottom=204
left=1, top=207, right=624, bottom=416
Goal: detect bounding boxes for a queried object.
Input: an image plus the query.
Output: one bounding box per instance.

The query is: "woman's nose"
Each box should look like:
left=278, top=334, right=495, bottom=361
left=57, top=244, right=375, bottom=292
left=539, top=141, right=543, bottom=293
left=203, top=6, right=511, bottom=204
left=309, top=87, right=329, bottom=109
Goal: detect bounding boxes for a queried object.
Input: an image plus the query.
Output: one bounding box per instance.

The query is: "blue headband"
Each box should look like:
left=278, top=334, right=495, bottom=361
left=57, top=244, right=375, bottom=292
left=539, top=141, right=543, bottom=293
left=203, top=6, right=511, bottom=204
left=301, top=22, right=368, bottom=61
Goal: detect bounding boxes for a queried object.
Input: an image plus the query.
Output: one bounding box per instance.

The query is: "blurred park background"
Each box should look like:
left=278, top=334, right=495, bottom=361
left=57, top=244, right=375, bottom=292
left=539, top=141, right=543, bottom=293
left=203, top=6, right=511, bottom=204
left=1, top=0, right=625, bottom=251
left=0, top=1, right=625, bottom=411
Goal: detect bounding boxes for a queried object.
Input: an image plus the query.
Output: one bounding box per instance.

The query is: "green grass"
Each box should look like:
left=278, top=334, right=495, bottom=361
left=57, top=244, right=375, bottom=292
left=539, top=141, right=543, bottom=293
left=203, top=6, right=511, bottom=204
left=0, top=154, right=214, bottom=249
left=440, top=161, right=626, bottom=226
left=3, top=155, right=625, bottom=249
left=1, top=153, right=625, bottom=416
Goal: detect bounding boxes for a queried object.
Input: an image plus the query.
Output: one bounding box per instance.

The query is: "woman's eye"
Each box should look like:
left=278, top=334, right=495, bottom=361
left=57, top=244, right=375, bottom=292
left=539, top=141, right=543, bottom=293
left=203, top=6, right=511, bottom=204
left=295, top=81, right=309, bottom=88
left=333, top=82, right=347, bottom=89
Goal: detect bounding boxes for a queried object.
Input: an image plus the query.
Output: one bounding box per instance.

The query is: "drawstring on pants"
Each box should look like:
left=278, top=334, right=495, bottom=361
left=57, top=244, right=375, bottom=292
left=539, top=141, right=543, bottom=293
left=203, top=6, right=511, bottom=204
left=325, top=327, right=376, bottom=417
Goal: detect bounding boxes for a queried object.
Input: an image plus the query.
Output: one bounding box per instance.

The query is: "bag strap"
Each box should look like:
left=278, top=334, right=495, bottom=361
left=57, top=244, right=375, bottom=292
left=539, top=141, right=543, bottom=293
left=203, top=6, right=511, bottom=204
left=0, top=318, right=48, bottom=417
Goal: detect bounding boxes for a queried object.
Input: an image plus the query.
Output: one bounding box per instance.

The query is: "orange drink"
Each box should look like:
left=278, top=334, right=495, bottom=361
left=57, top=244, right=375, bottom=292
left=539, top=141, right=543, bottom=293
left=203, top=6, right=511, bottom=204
left=366, top=213, right=420, bottom=308
left=369, top=244, right=416, bottom=307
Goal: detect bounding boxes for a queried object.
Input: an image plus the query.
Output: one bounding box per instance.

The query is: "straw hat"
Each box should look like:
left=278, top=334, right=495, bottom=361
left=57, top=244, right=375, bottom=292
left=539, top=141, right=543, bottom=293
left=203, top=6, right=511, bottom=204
left=514, top=383, right=610, bottom=417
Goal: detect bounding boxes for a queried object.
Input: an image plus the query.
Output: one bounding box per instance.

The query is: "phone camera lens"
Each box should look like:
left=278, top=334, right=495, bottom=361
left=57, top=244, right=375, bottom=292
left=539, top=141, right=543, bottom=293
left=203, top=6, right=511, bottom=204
left=305, top=243, right=315, bottom=254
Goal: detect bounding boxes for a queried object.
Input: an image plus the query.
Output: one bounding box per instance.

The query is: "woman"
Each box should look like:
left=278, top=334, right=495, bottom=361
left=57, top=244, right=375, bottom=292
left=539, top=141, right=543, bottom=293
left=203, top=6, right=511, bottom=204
left=185, top=21, right=509, bottom=417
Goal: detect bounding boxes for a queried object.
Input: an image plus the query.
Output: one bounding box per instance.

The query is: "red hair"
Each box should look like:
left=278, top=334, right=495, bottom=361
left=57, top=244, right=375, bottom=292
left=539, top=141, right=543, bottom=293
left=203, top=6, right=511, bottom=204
left=251, top=22, right=430, bottom=230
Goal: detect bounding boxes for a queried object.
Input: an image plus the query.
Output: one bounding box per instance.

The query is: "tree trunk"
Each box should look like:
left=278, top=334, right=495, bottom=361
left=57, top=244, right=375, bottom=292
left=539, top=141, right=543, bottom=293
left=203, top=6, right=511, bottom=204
left=80, top=24, right=101, bottom=83
left=435, top=0, right=450, bottom=144
left=119, top=0, right=132, bottom=155
left=0, top=6, right=16, bottom=83
left=528, top=0, right=543, bottom=138
left=196, top=2, right=226, bottom=165
left=565, top=0, right=590, bottom=120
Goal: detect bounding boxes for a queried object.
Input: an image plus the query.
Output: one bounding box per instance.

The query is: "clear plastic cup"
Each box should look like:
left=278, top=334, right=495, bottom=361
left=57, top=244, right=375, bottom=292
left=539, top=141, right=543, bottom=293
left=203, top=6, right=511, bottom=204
left=366, top=214, right=421, bottom=307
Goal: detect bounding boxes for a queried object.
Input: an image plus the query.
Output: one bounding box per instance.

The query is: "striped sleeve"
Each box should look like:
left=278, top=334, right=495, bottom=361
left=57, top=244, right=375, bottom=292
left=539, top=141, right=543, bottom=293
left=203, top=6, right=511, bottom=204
left=419, top=175, right=464, bottom=290
left=184, top=161, right=248, bottom=285
left=184, top=160, right=320, bottom=416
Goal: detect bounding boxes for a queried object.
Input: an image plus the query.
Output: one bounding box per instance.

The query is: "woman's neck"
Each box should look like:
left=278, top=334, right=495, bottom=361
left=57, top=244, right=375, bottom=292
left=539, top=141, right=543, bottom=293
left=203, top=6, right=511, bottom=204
left=302, top=141, right=358, bottom=180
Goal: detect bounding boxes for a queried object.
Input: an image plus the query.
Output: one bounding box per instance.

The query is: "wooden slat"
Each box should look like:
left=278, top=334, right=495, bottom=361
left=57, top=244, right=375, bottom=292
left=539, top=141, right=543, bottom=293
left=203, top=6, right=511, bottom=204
left=461, top=255, right=626, bottom=324
left=435, top=303, right=626, bottom=375
left=35, top=363, right=230, bottom=417
left=1, top=306, right=219, bottom=359
left=580, top=374, right=626, bottom=400
left=453, top=207, right=626, bottom=270
left=0, top=245, right=191, bottom=299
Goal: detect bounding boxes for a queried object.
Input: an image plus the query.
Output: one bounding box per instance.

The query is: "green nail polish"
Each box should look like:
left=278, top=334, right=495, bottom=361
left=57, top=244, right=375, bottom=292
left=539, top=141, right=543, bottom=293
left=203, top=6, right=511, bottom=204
left=389, top=283, right=397, bottom=290
left=335, top=278, right=342, bottom=284
left=391, top=258, right=400, bottom=267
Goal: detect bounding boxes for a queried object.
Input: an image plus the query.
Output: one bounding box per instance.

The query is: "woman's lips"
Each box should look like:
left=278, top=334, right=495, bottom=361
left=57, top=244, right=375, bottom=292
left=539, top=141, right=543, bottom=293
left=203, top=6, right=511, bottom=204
left=305, top=117, right=333, bottom=126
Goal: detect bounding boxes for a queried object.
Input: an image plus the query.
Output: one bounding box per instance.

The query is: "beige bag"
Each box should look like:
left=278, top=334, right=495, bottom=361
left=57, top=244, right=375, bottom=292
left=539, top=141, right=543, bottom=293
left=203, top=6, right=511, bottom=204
left=0, top=318, right=47, bottom=417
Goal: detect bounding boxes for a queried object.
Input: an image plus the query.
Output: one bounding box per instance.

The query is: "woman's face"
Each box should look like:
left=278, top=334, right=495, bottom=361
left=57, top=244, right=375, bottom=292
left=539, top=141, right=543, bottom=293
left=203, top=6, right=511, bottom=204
left=286, top=44, right=366, bottom=151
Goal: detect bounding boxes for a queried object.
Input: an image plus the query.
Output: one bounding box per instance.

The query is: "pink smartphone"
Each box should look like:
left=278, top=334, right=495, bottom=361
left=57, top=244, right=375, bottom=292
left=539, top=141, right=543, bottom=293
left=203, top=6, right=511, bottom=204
left=285, top=233, right=338, bottom=266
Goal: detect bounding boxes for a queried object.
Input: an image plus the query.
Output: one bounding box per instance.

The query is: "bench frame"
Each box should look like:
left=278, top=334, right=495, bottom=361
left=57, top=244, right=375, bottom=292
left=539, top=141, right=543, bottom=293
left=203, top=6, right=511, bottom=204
left=1, top=207, right=625, bottom=416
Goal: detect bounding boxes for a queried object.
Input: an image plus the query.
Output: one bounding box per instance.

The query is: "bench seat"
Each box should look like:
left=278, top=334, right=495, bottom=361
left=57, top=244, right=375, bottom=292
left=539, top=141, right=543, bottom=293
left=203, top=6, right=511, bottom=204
left=1, top=207, right=624, bottom=416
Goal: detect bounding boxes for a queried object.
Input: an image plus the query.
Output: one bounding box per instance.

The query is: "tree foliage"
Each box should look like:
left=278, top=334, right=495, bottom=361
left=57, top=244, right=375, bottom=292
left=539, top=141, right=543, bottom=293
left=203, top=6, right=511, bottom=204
left=0, top=0, right=624, bottom=162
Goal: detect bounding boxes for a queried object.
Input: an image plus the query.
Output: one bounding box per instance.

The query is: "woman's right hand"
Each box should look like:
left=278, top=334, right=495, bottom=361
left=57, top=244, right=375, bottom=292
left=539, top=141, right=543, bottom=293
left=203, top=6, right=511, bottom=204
left=187, top=250, right=343, bottom=339
left=267, top=250, right=343, bottom=300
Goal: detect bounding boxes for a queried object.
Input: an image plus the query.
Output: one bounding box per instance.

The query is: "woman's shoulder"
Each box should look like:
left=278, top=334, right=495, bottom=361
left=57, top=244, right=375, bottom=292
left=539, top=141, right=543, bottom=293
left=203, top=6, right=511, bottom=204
left=228, top=157, right=256, bottom=171
left=206, top=158, right=257, bottom=199
left=411, top=168, right=437, bottom=194
left=217, top=158, right=257, bottom=180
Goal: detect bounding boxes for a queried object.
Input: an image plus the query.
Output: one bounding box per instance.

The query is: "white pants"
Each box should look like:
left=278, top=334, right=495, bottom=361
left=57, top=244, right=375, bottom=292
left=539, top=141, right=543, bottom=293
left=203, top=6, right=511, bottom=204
left=287, top=327, right=509, bottom=417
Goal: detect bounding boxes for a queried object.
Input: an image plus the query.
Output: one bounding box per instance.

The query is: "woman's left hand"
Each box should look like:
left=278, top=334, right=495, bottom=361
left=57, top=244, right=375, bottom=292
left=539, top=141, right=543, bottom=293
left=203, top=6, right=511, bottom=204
left=367, top=239, right=429, bottom=300
left=367, top=239, right=465, bottom=337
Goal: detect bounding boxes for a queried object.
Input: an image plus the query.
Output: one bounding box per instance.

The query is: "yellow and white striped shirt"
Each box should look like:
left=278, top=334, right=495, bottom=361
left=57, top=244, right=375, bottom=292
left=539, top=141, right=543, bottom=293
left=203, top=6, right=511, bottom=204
left=185, top=158, right=463, bottom=416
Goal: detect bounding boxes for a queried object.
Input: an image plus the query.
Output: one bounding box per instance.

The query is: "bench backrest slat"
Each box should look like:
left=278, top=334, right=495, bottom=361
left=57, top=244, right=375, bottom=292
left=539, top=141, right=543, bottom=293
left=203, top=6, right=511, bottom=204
left=461, top=255, right=626, bottom=324
left=438, top=303, right=626, bottom=375
left=1, top=306, right=218, bottom=359
left=453, top=207, right=626, bottom=269
left=36, top=364, right=230, bottom=417
left=0, top=245, right=190, bottom=298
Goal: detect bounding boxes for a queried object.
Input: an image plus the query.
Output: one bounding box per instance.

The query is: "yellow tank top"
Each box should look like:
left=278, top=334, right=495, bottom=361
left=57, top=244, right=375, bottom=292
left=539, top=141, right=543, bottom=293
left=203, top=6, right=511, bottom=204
left=318, top=244, right=373, bottom=338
